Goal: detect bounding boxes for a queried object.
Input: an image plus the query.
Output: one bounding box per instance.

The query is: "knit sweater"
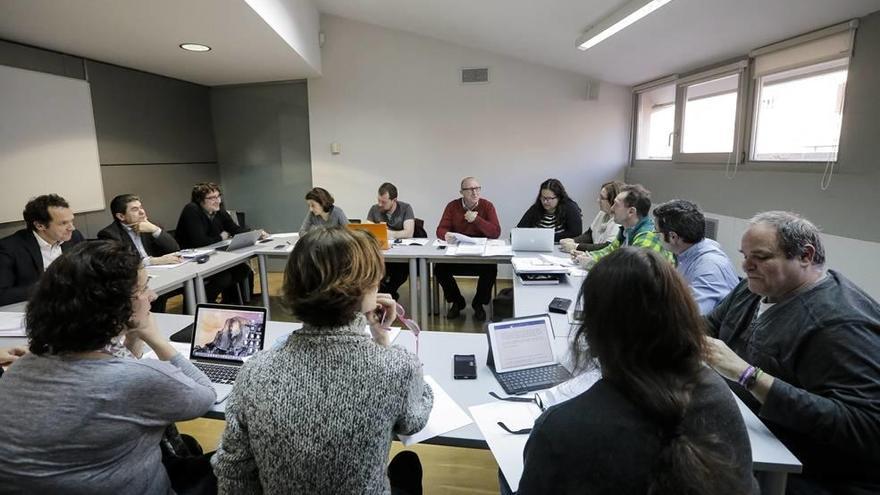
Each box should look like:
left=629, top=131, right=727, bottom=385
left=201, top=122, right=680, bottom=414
left=211, top=314, right=434, bottom=494
left=436, top=198, right=501, bottom=239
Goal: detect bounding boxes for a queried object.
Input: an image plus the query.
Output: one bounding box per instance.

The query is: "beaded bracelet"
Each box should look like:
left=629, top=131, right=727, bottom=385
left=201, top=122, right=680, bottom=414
left=738, top=365, right=756, bottom=387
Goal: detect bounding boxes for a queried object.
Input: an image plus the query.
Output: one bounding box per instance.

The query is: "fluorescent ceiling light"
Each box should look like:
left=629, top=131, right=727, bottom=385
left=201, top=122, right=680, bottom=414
left=577, top=0, right=673, bottom=51
left=179, top=43, right=211, bottom=52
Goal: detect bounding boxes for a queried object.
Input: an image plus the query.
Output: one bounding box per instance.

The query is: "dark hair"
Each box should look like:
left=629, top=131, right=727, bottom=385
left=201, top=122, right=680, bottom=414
left=191, top=182, right=221, bottom=203
left=573, top=248, right=739, bottom=494
left=282, top=227, right=383, bottom=327
left=600, top=180, right=623, bottom=203
left=26, top=241, right=142, bottom=355
left=653, top=199, right=706, bottom=244
left=110, top=194, right=140, bottom=218
left=619, top=183, right=652, bottom=218
left=23, top=194, right=70, bottom=231
left=305, top=187, right=335, bottom=213
left=378, top=182, right=398, bottom=200
left=532, top=178, right=577, bottom=229
left=750, top=211, right=826, bottom=265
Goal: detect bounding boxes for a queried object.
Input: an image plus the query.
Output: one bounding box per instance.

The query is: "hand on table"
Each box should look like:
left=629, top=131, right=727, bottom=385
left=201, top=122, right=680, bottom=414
left=0, top=346, right=27, bottom=366
left=573, top=251, right=595, bottom=269
left=445, top=233, right=457, bottom=244
left=559, top=238, right=576, bottom=253
left=151, top=253, right=182, bottom=265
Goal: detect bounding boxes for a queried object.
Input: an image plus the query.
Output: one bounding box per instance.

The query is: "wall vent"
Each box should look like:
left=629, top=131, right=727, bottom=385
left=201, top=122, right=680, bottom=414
left=461, top=67, right=489, bottom=84
left=704, top=217, right=719, bottom=240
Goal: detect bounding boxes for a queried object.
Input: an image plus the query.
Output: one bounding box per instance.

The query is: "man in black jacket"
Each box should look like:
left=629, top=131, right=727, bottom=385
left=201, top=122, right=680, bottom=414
left=0, top=194, right=84, bottom=306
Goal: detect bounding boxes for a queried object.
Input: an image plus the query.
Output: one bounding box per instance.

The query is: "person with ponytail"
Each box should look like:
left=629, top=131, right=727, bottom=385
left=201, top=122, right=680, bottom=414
left=518, top=247, right=757, bottom=495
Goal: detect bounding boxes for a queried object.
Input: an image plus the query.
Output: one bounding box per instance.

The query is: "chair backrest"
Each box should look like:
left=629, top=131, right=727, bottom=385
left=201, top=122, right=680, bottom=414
left=413, top=218, right=428, bottom=238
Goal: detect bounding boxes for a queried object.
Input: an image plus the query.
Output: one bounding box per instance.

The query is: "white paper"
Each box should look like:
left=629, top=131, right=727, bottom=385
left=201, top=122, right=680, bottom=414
left=450, top=233, right=487, bottom=245
left=0, top=312, right=26, bottom=337
left=179, top=248, right=216, bottom=258
left=484, top=244, right=514, bottom=257
left=398, top=376, right=473, bottom=446
left=397, top=238, right=430, bottom=246
left=537, top=369, right=601, bottom=408
left=141, top=341, right=191, bottom=360
left=362, top=325, right=402, bottom=344
left=511, top=257, right=569, bottom=274
left=268, top=232, right=299, bottom=239
left=469, top=400, right=542, bottom=492
left=447, top=244, right=486, bottom=256
left=146, top=259, right=193, bottom=270
left=432, top=239, right=448, bottom=247
left=538, top=253, right=575, bottom=266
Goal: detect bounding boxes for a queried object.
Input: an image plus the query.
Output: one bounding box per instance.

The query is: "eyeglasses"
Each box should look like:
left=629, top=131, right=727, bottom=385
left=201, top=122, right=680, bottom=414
left=540, top=196, right=558, bottom=203
left=204, top=194, right=222, bottom=201
left=490, top=391, right=543, bottom=435
left=461, top=187, right=482, bottom=193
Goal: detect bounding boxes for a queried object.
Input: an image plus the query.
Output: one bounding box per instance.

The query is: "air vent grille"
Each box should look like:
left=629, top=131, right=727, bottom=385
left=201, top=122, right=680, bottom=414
left=461, top=67, right=489, bottom=84
left=704, top=217, right=719, bottom=240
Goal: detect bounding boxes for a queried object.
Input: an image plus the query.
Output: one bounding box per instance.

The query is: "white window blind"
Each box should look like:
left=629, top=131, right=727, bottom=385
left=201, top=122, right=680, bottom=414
left=752, top=21, right=857, bottom=78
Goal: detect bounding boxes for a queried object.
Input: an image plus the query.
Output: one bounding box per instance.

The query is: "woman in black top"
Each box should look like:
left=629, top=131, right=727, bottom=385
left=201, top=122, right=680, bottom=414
left=518, top=248, right=757, bottom=495
left=516, top=178, right=582, bottom=241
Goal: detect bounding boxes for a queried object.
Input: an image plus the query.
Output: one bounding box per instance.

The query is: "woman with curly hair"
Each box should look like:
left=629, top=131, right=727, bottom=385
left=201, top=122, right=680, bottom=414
left=0, top=241, right=216, bottom=494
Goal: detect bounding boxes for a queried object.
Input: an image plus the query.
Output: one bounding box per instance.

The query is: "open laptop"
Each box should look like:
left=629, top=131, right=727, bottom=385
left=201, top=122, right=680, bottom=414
left=511, top=227, right=554, bottom=252
left=486, top=314, right=572, bottom=395
left=187, top=303, right=267, bottom=403
left=215, top=230, right=262, bottom=252
left=348, top=222, right=390, bottom=250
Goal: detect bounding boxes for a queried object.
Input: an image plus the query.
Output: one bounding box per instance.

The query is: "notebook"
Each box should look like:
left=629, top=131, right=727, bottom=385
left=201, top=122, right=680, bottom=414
left=215, top=230, right=262, bottom=252
left=188, top=303, right=267, bottom=403
left=510, top=228, right=554, bottom=252
left=486, top=314, right=572, bottom=395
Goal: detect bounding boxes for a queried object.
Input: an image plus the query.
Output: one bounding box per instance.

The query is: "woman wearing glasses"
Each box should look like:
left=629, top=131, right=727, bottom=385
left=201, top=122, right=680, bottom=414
left=559, top=180, right=622, bottom=253
left=212, top=227, right=433, bottom=494
left=516, top=178, right=583, bottom=242
left=0, top=242, right=217, bottom=493
left=517, top=248, right=757, bottom=495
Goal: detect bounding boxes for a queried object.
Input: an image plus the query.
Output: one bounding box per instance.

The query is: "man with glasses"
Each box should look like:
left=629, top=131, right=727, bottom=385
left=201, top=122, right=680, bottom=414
left=652, top=199, right=739, bottom=314
left=573, top=183, right=672, bottom=269
left=366, top=182, right=416, bottom=300
left=435, top=177, right=501, bottom=321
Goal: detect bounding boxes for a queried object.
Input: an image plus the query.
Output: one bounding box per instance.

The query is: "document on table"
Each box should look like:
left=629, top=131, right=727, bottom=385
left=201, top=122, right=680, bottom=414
left=450, top=233, right=487, bottom=245
left=397, top=238, right=430, bottom=246
left=469, top=400, right=542, bottom=492
left=511, top=257, right=569, bottom=274
left=538, top=253, right=575, bottom=266
left=268, top=232, right=299, bottom=239
left=484, top=240, right=513, bottom=257
left=0, top=312, right=26, bottom=337
left=398, top=376, right=473, bottom=447
left=447, top=244, right=486, bottom=256
left=147, top=258, right=193, bottom=269
left=179, top=248, right=216, bottom=258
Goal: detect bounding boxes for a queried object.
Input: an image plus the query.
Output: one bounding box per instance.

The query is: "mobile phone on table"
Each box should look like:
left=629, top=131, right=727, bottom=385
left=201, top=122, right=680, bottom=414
left=453, top=354, right=477, bottom=379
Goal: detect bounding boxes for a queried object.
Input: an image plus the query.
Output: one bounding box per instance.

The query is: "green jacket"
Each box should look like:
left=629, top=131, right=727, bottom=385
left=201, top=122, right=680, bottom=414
left=590, top=216, right=674, bottom=263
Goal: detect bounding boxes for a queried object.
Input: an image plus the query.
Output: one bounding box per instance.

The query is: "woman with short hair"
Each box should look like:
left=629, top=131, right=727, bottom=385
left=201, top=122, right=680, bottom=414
left=560, top=180, right=622, bottom=253
left=212, top=227, right=433, bottom=494
left=0, top=241, right=216, bottom=494
left=517, top=247, right=757, bottom=495
left=299, top=187, right=348, bottom=236
left=516, top=178, right=583, bottom=241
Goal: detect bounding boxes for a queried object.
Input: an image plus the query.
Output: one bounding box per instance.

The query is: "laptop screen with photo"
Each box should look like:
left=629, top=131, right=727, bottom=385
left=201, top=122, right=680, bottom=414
left=488, top=315, right=557, bottom=373
left=190, top=305, right=267, bottom=364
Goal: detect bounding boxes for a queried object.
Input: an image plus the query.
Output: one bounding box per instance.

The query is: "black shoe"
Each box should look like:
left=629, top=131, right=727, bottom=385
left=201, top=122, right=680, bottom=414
left=473, top=304, right=487, bottom=322
left=446, top=300, right=466, bottom=319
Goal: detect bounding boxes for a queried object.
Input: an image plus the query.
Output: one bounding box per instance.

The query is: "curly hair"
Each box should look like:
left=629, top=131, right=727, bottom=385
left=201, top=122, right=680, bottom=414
left=304, top=187, right=335, bottom=213
left=23, top=194, right=70, bottom=231
left=191, top=182, right=221, bottom=204
left=282, top=227, right=384, bottom=327
left=26, top=241, right=142, bottom=355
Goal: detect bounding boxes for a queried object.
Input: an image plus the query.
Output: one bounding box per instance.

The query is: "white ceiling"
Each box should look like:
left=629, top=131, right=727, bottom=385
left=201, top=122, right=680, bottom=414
left=1, top=0, right=879, bottom=87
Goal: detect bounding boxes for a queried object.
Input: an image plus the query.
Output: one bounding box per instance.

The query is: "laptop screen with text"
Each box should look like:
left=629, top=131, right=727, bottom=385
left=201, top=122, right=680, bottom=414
left=488, top=315, right=557, bottom=373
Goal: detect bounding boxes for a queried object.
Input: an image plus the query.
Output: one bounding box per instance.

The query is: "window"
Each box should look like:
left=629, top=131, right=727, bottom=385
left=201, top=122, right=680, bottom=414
left=634, top=83, right=675, bottom=160
left=680, top=74, right=740, bottom=154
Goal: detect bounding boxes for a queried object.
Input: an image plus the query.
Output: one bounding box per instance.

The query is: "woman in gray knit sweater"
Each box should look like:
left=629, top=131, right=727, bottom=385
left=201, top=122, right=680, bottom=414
left=212, top=226, right=434, bottom=494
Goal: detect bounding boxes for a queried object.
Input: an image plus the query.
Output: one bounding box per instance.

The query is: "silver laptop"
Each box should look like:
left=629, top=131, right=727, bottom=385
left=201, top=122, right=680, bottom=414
left=486, top=314, right=572, bottom=394
left=188, top=303, right=267, bottom=403
left=511, top=227, right=555, bottom=252
left=215, top=230, right=262, bottom=252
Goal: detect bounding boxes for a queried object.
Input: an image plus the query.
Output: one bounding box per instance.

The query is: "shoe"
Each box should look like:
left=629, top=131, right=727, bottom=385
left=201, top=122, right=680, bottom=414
left=446, top=300, right=466, bottom=319
left=473, top=304, right=487, bottom=322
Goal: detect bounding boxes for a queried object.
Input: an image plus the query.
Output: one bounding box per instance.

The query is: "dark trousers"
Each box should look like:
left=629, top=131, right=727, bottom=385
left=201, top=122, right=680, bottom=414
left=382, top=262, right=410, bottom=300
left=206, top=263, right=253, bottom=304
left=434, top=263, right=497, bottom=307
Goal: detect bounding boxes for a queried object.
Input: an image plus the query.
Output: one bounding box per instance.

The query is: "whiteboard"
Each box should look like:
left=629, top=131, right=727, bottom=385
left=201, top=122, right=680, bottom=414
left=0, top=64, right=104, bottom=224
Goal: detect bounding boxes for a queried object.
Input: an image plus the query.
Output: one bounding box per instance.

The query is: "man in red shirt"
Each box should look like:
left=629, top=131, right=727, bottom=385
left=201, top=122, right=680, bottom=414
left=435, top=177, right=501, bottom=321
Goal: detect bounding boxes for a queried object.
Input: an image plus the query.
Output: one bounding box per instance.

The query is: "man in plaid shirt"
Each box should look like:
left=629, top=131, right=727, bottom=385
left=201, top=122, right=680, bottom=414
left=574, top=183, right=673, bottom=269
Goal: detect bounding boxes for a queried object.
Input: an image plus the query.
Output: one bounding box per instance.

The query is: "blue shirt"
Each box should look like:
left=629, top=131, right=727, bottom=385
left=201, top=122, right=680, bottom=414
left=676, top=238, right=740, bottom=314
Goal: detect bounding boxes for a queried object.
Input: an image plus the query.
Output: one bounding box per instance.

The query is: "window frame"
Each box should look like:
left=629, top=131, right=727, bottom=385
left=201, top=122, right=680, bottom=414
left=630, top=76, right=677, bottom=165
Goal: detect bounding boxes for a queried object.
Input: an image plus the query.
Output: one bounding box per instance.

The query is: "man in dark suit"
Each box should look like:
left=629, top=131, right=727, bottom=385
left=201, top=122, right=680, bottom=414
left=97, top=194, right=182, bottom=312
left=0, top=194, right=84, bottom=306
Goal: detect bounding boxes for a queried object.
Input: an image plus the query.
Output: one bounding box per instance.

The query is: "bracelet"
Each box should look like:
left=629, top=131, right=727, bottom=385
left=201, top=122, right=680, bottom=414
left=745, top=368, right=763, bottom=391
left=737, top=365, right=756, bottom=387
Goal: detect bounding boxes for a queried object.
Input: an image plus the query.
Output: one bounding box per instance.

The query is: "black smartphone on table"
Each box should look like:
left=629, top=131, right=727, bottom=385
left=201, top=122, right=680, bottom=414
left=453, top=354, right=477, bottom=379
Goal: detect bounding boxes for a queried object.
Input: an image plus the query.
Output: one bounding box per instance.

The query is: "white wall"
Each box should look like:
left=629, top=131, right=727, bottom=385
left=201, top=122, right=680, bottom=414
left=708, top=212, right=880, bottom=300
left=308, top=15, right=632, bottom=238
left=246, top=0, right=322, bottom=75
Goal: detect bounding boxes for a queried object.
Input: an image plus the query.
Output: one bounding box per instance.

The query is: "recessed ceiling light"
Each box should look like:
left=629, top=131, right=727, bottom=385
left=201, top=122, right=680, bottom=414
left=179, top=43, right=211, bottom=52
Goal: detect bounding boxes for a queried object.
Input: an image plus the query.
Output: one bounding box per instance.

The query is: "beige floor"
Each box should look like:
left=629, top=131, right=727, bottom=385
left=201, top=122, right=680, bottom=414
left=171, top=270, right=507, bottom=494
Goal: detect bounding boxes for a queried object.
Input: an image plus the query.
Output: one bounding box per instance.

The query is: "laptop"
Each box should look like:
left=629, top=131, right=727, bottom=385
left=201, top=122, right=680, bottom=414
left=511, top=227, right=554, bottom=252
left=486, top=314, right=572, bottom=395
left=187, top=303, right=267, bottom=403
left=215, top=230, right=262, bottom=252
left=347, top=222, right=390, bottom=249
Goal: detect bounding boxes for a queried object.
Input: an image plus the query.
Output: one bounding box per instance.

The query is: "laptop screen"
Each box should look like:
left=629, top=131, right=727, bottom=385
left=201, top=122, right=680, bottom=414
left=488, top=315, right=557, bottom=372
left=190, top=304, right=267, bottom=364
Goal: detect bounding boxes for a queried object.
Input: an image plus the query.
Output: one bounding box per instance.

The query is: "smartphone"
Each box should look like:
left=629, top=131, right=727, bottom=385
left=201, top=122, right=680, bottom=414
left=453, top=354, right=477, bottom=379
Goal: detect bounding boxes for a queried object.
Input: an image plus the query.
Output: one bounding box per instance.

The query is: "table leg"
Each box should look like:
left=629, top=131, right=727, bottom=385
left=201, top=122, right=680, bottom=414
left=195, top=274, right=207, bottom=303
left=756, top=471, right=787, bottom=495
left=408, top=258, right=418, bottom=325
left=258, top=254, right=271, bottom=319
left=184, top=280, right=196, bottom=315
left=419, top=258, right=429, bottom=327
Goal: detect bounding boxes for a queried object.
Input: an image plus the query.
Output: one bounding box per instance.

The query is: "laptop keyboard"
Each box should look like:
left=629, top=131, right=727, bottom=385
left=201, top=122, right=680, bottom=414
left=193, top=362, right=240, bottom=384
left=498, top=365, right=571, bottom=394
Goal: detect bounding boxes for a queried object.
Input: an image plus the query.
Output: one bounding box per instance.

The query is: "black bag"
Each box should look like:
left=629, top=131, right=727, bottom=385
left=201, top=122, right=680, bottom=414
left=492, top=288, right=514, bottom=322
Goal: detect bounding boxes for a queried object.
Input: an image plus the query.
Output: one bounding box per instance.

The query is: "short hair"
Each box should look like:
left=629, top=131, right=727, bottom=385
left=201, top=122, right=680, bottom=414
left=191, top=182, right=221, bottom=203
left=460, top=176, right=478, bottom=190
left=653, top=199, right=706, bottom=244
left=619, top=184, right=652, bottom=218
left=26, top=241, right=142, bottom=355
left=282, top=227, right=384, bottom=327
left=749, top=211, right=826, bottom=265
left=378, top=182, right=398, bottom=200
left=22, top=194, right=70, bottom=231
left=600, top=181, right=624, bottom=203
left=110, top=194, right=140, bottom=218
left=305, top=187, right=335, bottom=212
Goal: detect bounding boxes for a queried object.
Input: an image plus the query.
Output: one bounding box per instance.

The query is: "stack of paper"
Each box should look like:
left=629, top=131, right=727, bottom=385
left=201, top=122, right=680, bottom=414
left=398, top=376, right=473, bottom=446
left=0, top=312, right=26, bottom=337
left=511, top=257, right=569, bottom=274
left=179, top=248, right=216, bottom=258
